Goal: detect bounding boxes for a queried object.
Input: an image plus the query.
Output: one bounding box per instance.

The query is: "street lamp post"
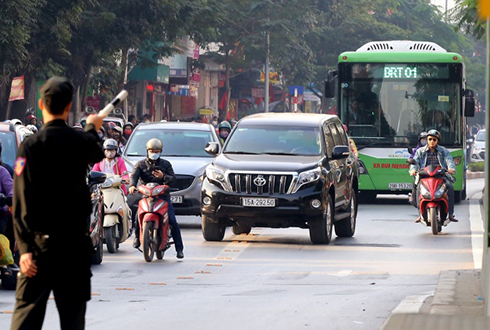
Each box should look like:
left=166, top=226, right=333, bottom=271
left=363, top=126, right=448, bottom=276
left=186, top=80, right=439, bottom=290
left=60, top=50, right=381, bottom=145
left=264, top=31, right=270, bottom=113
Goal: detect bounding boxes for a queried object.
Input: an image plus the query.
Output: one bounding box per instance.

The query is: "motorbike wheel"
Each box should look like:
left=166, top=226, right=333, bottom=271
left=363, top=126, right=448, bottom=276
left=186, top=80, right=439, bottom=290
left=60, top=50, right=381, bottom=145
left=429, top=207, right=438, bottom=235
left=92, top=235, right=103, bottom=264
left=156, top=250, right=164, bottom=260
left=105, top=226, right=117, bottom=253
left=309, top=194, right=333, bottom=244
left=143, top=222, right=155, bottom=262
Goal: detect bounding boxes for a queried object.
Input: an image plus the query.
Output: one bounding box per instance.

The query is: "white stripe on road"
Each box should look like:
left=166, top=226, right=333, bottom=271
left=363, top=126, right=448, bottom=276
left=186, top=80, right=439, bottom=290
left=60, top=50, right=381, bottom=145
left=469, top=191, right=484, bottom=269
left=390, top=291, right=434, bottom=314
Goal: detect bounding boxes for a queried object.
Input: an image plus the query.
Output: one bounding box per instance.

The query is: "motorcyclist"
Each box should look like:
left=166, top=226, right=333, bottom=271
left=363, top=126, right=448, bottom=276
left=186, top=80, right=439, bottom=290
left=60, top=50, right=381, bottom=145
left=92, top=139, right=129, bottom=195
left=127, top=138, right=184, bottom=259
left=218, top=121, right=232, bottom=144
left=0, top=162, right=15, bottom=279
left=409, top=129, right=458, bottom=223
left=110, top=125, right=125, bottom=153
left=408, top=132, right=427, bottom=205
left=123, top=122, right=134, bottom=142
left=0, top=139, right=14, bottom=178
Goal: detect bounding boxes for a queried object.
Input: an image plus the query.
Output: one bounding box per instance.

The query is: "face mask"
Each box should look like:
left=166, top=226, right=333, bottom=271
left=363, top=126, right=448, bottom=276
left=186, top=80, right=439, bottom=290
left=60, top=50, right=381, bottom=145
left=420, top=139, right=427, bottom=146
left=105, top=150, right=116, bottom=159
left=220, top=131, right=229, bottom=138
left=124, top=129, right=132, bottom=135
left=148, top=152, right=160, bottom=161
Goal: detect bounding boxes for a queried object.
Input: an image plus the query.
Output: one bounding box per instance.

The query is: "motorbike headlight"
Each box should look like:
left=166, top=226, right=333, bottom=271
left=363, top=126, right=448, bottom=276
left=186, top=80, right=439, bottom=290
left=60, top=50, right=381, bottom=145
left=101, top=178, right=114, bottom=188
left=420, top=185, right=431, bottom=199
left=292, top=168, right=321, bottom=193
left=205, top=165, right=231, bottom=191
left=434, top=184, right=447, bottom=199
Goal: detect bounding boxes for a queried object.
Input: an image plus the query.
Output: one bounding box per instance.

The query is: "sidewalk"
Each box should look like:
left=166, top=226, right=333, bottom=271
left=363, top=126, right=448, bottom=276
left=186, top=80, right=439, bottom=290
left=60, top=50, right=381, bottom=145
left=467, top=171, right=485, bottom=180
left=382, top=269, right=489, bottom=329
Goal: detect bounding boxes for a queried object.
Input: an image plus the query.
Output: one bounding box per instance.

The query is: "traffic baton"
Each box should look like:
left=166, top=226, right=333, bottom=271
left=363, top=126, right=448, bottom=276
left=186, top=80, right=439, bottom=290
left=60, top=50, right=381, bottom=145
left=98, top=90, right=128, bottom=118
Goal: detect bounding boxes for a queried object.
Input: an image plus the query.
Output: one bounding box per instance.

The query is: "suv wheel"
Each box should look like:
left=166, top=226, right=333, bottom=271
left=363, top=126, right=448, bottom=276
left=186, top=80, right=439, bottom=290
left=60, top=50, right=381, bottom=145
left=202, top=215, right=225, bottom=241
left=335, top=191, right=357, bottom=237
left=232, top=223, right=252, bottom=235
left=309, top=194, right=333, bottom=244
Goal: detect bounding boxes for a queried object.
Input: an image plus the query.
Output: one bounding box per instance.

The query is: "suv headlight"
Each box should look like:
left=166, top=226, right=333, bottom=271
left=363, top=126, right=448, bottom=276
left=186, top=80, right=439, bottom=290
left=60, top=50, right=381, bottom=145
left=205, top=165, right=231, bottom=191
left=292, top=168, right=321, bottom=193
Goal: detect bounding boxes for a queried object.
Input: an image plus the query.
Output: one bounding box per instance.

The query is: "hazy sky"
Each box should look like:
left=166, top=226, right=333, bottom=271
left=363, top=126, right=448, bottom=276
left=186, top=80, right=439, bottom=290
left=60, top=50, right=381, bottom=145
left=431, top=0, right=456, bottom=11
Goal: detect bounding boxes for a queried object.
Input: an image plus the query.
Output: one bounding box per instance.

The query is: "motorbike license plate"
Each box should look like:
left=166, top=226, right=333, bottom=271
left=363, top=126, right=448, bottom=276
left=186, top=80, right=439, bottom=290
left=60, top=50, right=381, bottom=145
left=388, top=183, right=412, bottom=190
left=241, top=198, right=275, bottom=207
left=170, top=195, right=183, bottom=204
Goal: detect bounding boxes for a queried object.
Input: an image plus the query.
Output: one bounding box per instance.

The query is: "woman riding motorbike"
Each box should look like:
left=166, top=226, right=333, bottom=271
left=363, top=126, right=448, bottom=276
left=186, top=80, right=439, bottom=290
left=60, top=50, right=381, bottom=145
left=92, top=139, right=129, bottom=195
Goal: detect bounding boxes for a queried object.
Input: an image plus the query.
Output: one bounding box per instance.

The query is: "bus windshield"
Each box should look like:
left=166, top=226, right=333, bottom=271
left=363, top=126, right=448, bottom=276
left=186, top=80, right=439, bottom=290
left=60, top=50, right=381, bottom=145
left=339, top=63, right=462, bottom=147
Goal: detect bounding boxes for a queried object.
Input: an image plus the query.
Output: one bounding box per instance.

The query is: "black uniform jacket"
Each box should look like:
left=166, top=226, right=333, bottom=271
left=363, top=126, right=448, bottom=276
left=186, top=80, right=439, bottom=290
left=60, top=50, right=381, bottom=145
left=130, top=158, right=176, bottom=187
left=13, top=120, right=104, bottom=255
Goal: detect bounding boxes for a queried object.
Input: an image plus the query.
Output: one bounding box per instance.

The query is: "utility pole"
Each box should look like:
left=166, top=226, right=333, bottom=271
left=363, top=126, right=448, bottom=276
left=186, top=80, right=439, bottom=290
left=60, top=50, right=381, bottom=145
left=264, top=31, right=270, bottom=113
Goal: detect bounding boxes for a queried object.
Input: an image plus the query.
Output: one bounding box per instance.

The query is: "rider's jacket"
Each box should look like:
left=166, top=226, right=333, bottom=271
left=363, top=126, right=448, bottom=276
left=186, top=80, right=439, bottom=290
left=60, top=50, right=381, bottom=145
left=130, top=157, right=176, bottom=188
left=92, top=157, right=128, bottom=195
left=409, top=145, right=456, bottom=173
left=0, top=165, right=12, bottom=211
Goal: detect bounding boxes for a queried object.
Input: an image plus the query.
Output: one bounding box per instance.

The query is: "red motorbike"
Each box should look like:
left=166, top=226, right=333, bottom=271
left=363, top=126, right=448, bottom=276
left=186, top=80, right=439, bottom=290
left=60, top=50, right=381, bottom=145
left=414, top=164, right=451, bottom=235
left=137, top=183, right=174, bottom=262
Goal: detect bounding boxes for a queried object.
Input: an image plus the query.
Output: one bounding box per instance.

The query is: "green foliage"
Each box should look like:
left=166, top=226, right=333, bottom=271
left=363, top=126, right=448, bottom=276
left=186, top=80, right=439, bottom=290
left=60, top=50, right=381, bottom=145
left=468, top=161, right=485, bottom=172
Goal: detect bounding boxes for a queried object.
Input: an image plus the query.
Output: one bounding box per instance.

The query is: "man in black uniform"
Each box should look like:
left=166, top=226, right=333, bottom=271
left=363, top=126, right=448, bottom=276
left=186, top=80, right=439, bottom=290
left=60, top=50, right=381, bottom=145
left=11, top=76, right=104, bottom=330
left=127, top=138, right=184, bottom=259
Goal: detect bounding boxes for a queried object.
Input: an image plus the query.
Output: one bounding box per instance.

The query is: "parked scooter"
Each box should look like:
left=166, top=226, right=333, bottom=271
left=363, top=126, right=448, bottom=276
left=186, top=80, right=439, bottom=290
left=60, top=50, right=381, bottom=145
left=101, top=173, right=132, bottom=253
left=89, top=171, right=107, bottom=264
left=408, top=159, right=451, bottom=235
left=137, top=183, right=175, bottom=262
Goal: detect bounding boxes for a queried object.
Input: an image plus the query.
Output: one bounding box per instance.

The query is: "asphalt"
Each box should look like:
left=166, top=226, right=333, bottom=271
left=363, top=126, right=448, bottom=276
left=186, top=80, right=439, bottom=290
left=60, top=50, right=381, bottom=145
left=382, top=172, right=490, bottom=329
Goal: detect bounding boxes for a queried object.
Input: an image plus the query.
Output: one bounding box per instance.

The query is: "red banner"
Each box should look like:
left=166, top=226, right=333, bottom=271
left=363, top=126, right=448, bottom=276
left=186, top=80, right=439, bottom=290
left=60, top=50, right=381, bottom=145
left=9, top=76, right=25, bottom=101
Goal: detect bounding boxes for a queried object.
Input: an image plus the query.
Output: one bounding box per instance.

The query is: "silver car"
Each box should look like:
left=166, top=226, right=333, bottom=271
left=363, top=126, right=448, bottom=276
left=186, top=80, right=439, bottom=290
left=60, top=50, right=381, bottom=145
left=122, top=122, right=220, bottom=216
left=470, top=129, right=485, bottom=162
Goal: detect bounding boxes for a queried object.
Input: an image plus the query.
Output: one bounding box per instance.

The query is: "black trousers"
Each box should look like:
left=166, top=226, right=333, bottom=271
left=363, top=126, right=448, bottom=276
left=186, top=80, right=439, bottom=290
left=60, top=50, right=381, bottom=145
left=11, top=238, right=92, bottom=330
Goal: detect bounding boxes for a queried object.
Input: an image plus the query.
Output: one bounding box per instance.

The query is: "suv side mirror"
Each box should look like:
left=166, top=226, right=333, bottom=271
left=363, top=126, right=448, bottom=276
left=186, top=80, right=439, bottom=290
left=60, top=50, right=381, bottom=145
left=205, top=142, right=220, bottom=156
left=89, top=171, right=107, bottom=186
left=464, top=89, right=475, bottom=117
left=332, top=145, right=350, bottom=159
left=324, top=70, right=338, bottom=98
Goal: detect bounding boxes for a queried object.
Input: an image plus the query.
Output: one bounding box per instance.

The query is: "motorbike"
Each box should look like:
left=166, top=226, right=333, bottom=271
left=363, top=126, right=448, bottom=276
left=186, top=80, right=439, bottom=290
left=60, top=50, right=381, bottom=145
left=137, top=183, right=175, bottom=262
left=101, top=173, right=132, bottom=253
left=88, top=171, right=107, bottom=264
left=408, top=160, right=451, bottom=235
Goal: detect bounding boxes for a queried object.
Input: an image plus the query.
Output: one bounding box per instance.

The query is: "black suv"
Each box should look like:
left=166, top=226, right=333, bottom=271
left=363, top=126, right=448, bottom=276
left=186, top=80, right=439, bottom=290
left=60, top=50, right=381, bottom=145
left=201, top=113, right=359, bottom=244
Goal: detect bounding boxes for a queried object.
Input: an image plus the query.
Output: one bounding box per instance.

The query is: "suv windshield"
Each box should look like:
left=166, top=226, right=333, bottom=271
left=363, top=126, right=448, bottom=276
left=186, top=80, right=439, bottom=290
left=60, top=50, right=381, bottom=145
left=225, top=125, right=322, bottom=156
left=125, top=129, right=214, bottom=157
left=0, top=131, right=17, bottom=166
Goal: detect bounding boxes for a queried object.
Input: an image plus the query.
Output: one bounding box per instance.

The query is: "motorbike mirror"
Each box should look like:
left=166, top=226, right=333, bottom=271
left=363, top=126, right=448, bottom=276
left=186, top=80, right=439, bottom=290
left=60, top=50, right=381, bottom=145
left=407, top=147, right=413, bottom=154
left=407, top=158, right=416, bottom=165
left=89, top=171, right=107, bottom=186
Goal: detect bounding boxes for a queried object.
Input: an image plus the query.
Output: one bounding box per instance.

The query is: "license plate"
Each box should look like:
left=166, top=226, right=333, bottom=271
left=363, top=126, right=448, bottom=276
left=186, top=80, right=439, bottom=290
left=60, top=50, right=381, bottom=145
left=388, top=183, right=412, bottom=190
left=170, top=195, right=183, bottom=204
left=241, top=198, right=275, bottom=207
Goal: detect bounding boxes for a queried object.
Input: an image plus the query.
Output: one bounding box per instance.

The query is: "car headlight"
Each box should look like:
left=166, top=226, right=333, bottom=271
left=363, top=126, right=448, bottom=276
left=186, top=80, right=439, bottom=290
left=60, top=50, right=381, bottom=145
left=420, top=184, right=431, bottom=199
left=101, top=178, right=114, bottom=188
left=205, top=165, right=231, bottom=191
left=292, top=168, right=321, bottom=193
left=433, top=184, right=447, bottom=199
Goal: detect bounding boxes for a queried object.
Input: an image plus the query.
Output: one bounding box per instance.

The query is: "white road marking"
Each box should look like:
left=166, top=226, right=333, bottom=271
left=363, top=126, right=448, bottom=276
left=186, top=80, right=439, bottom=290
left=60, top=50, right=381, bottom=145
left=390, top=291, right=434, bottom=314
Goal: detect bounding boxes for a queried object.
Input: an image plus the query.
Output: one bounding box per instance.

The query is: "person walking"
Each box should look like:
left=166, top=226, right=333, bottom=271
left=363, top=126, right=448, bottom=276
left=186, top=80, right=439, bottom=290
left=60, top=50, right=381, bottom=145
left=10, top=76, right=104, bottom=330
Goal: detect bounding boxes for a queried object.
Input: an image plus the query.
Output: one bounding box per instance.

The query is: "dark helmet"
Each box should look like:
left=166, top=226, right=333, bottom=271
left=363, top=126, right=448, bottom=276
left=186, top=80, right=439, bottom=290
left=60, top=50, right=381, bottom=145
left=146, top=138, right=163, bottom=151
left=427, top=129, right=441, bottom=141
left=418, top=131, right=427, bottom=142
left=218, top=121, right=231, bottom=131
left=103, top=139, right=118, bottom=150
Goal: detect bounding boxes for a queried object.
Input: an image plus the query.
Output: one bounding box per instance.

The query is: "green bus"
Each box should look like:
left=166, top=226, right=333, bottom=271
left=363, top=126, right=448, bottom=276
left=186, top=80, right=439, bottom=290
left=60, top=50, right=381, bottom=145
left=325, top=40, right=475, bottom=202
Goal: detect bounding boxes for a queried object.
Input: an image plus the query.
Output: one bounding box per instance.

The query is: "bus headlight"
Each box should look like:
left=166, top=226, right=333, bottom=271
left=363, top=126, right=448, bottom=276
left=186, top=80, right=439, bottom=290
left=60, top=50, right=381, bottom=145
left=358, top=160, right=368, bottom=175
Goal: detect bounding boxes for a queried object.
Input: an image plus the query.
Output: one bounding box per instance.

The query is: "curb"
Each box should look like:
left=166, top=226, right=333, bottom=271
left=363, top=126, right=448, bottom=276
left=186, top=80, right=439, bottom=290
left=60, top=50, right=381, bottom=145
left=467, top=171, right=484, bottom=180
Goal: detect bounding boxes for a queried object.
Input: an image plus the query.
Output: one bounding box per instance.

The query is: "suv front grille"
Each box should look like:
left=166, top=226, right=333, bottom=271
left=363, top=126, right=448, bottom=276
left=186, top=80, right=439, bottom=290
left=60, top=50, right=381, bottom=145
left=174, top=175, right=195, bottom=190
left=228, top=173, right=294, bottom=195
